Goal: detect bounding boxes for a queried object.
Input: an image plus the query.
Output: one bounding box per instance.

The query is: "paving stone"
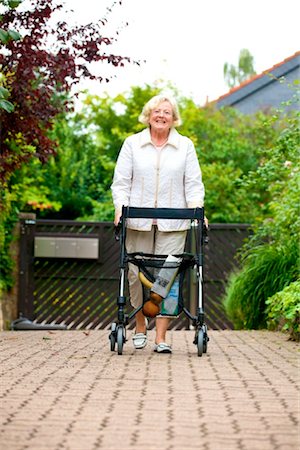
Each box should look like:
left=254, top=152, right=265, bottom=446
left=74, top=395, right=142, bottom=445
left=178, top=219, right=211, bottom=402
left=0, top=330, right=299, bottom=450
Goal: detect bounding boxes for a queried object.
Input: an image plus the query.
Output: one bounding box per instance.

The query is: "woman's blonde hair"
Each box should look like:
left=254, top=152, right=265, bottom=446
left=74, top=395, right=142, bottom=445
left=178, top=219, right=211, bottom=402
left=138, top=94, right=182, bottom=127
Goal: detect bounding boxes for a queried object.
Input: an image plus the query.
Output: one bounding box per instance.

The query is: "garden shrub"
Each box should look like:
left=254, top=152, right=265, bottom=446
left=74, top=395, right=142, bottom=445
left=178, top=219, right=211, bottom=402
left=266, top=280, right=300, bottom=341
left=223, top=112, right=299, bottom=330
left=223, top=242, right=298, bottom=329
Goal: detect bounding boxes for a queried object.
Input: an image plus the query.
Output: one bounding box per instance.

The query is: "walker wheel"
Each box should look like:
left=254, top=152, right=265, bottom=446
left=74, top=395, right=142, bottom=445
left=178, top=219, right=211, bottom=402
left=109, top=322, right=117, bottom=352
left=197, top=328, right=204, bottom=357
left=202, top=324, right=208, bottom=354
left=117, top=325, right=125, bottom=355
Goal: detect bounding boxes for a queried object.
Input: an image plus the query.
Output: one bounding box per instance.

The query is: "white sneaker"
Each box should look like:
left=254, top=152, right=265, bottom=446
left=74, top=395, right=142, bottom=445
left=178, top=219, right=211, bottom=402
left=154, top=343, right=172, bottom=353
left=132, top=332, right=147, bottom=349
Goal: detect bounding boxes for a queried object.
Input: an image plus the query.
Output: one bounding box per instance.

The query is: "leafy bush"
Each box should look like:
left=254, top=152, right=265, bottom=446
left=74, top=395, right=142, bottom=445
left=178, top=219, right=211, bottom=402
left=266, top=280, right=300, bottom=341
left=223, top=112, right=299, bottom=330
left=0, top=190, right=19, bottom=292
left=223, top=242, right=298, bottom=329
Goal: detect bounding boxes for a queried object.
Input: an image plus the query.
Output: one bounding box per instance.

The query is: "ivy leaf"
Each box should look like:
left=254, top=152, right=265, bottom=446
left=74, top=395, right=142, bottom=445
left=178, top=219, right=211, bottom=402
left=8, top=29, right=21, bottom=41
left=0, top=29, right=9, bottom=44
left=0, top=86, right=10, bottom=99
left=0, top=99, right=14, bottom=112
left=8, top=0, right=23, bottom=8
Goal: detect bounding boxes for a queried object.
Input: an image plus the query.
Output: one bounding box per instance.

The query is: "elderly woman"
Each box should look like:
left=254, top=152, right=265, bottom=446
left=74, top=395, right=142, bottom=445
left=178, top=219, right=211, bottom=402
left=111, top=94, right=205, bottom=353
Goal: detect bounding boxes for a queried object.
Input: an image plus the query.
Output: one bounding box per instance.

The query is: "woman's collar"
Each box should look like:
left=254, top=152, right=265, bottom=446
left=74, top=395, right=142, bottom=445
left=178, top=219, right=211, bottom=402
left=140, top=127, right=180, bottom=148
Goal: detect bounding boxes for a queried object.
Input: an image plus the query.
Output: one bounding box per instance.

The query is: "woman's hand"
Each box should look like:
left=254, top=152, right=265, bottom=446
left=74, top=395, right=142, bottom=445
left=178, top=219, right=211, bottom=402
left=204, top=216, right=209, bottom=228
left=114, top=211, right=122, bottom=227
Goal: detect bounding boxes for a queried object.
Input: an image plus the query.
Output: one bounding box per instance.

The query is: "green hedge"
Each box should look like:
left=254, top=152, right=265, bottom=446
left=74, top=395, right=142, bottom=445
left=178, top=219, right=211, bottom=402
left=266, top=280, right=300, bottom=341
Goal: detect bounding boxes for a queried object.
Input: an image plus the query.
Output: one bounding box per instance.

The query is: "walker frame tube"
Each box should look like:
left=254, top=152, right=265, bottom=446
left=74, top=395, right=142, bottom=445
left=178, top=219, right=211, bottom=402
left=121, top=206, right=205, bottom=315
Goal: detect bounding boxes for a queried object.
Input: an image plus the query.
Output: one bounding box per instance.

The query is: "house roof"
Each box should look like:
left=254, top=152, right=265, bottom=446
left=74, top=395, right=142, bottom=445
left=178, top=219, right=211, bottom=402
left=213, top=51, right=300, bottom=107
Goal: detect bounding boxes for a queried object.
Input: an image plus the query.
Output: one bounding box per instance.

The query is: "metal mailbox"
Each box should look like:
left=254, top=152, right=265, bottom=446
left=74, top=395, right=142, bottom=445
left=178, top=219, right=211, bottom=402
left=34, top=237, right=99, bottom=259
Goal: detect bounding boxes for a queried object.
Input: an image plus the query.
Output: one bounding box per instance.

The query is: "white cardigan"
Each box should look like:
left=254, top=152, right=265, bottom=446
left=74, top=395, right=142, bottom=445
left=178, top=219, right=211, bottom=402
left=111, top=127, right=205, bottom=231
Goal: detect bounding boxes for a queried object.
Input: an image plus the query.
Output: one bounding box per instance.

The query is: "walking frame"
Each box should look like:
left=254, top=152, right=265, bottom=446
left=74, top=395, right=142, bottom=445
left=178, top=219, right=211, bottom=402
left=109, top=206, right=209, bottom=356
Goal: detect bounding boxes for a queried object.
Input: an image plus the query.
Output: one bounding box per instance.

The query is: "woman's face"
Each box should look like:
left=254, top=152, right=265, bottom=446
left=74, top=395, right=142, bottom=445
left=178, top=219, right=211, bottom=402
left=149, top=100, right=174, bottom=133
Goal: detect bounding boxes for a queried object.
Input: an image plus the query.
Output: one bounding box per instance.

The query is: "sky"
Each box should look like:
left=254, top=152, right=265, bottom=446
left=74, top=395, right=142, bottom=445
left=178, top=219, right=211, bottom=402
left=61, top=0, right=300, bottom=106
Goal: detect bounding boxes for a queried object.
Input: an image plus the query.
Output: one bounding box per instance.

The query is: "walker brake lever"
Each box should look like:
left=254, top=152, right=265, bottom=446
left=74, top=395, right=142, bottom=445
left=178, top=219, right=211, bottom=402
left=203, top=223, right=209, bottom=244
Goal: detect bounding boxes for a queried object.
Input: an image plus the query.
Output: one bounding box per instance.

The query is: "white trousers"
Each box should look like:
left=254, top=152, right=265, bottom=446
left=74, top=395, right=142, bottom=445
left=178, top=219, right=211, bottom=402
left=126, top=227, right=187, bottom=308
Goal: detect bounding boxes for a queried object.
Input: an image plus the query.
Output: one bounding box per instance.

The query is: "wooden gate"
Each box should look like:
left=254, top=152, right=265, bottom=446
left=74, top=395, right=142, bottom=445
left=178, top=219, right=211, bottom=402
left=18, top=218, right=249, bottom=330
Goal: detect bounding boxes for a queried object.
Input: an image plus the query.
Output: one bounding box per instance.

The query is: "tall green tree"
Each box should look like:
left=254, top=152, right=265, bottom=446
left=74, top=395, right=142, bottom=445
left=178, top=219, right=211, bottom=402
left=179, top=98, right=280, bottom=222
left=224, top=48, right=256, bottom=89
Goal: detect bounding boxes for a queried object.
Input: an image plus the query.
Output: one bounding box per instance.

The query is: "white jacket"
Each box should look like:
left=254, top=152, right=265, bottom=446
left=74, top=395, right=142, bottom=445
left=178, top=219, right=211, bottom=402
left=111, top=128, right=205, bottom=231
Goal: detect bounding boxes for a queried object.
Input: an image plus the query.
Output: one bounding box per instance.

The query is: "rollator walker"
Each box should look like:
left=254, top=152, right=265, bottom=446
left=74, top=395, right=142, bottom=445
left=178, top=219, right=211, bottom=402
left=109, top=206, right=209, bottom=356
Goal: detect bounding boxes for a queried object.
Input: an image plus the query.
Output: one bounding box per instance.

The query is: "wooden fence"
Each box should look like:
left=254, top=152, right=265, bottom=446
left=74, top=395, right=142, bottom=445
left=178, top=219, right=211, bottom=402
left=18, top=218, right=250, bottom=330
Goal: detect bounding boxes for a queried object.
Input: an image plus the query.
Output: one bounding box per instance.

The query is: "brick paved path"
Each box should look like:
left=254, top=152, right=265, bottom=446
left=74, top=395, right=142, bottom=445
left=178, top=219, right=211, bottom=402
left=0, top=330, right=299, bottom=450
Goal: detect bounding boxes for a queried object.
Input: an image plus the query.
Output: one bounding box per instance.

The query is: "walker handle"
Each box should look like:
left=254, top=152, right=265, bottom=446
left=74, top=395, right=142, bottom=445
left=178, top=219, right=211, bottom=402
left=122, top=206, right=204, bottom=221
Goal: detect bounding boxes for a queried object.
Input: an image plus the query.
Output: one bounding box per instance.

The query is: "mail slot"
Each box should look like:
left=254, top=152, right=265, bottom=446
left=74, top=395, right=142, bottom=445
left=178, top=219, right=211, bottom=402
left=34, top=237, right=99, bottom=259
